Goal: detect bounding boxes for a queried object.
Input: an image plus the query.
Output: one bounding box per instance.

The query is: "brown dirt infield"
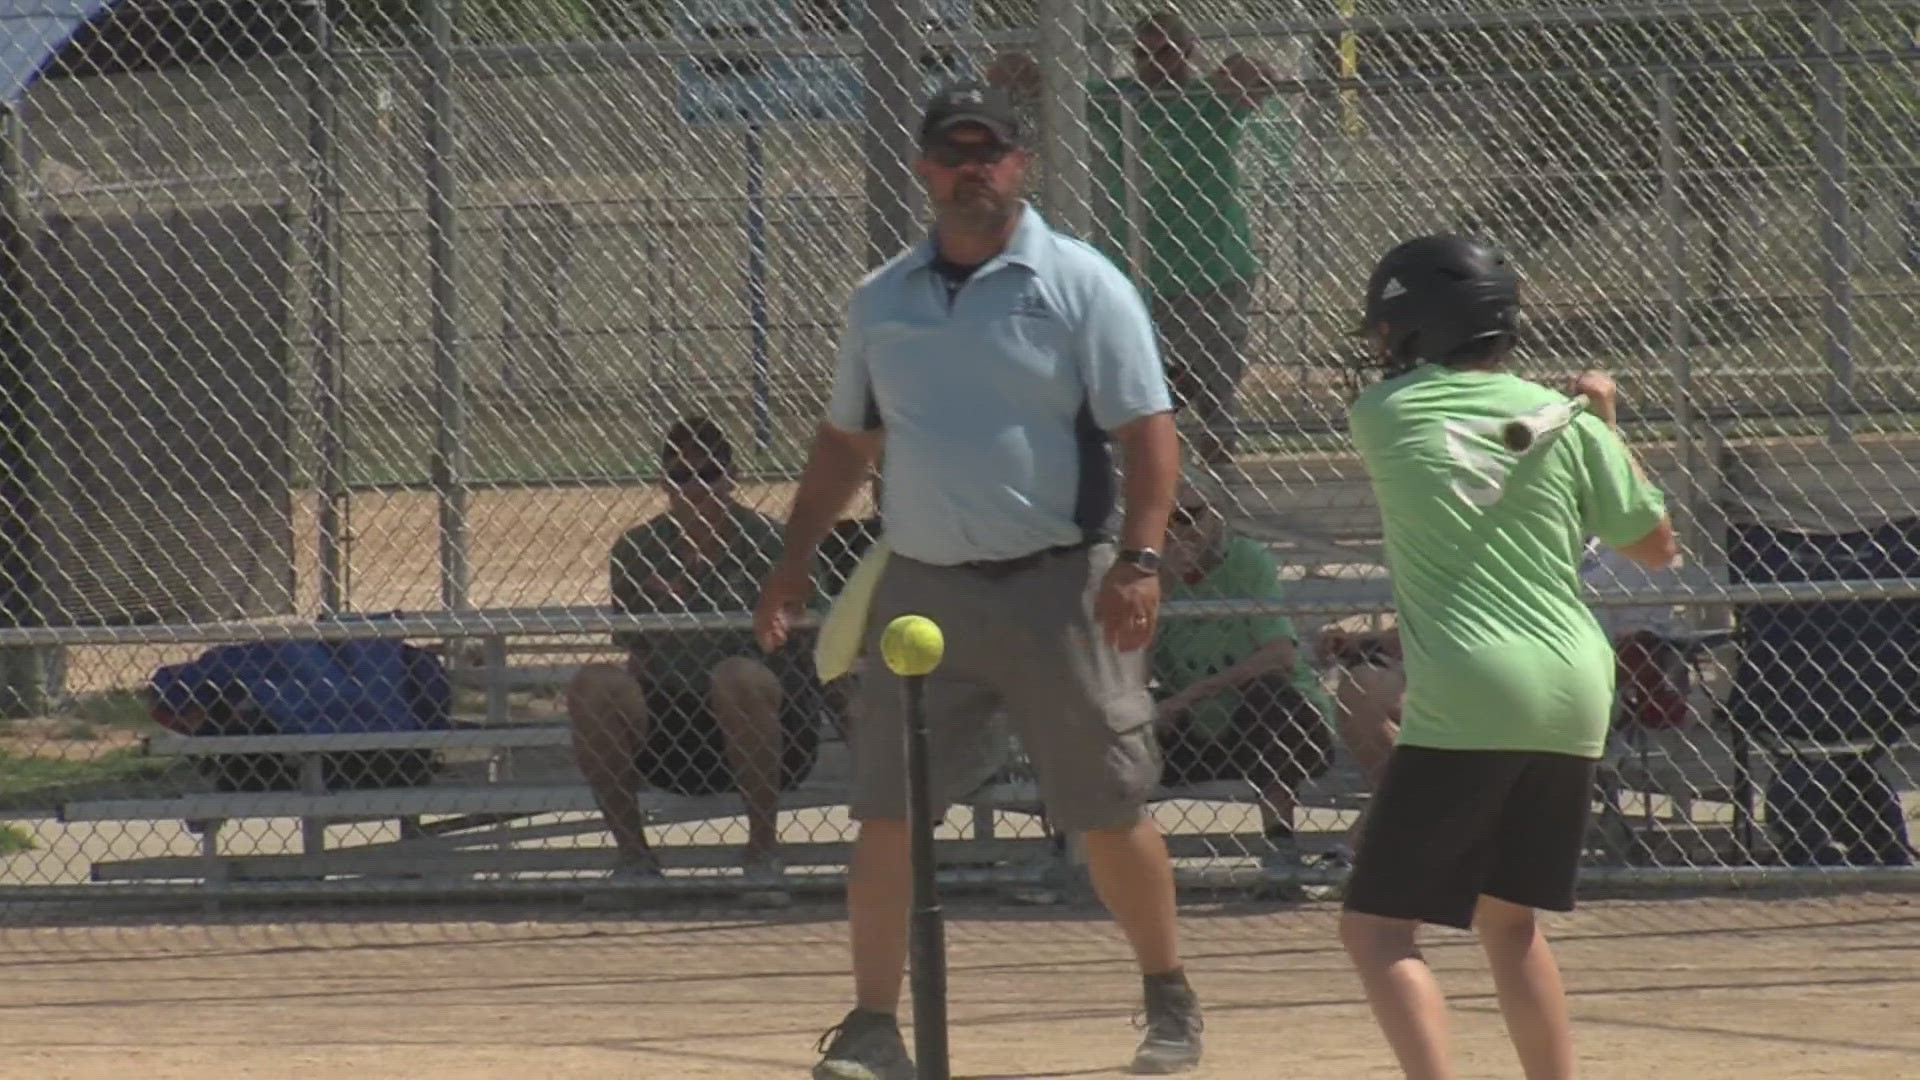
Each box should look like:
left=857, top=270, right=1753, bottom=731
left=1, top=894, right=1916, bottom=1079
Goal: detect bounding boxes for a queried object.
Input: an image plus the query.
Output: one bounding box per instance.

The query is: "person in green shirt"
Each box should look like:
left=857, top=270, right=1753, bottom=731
left=1338, top=235, right=1677, bottom=1080
left=565, top=416, right=826, bottom=887
left=987, top=10, right=1290, bottom=466
left=1151, top=486, right=1334, bottom=870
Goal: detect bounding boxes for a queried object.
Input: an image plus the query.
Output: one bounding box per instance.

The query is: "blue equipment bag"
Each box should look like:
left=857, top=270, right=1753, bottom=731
left=149, top=636, right=452, bottom=793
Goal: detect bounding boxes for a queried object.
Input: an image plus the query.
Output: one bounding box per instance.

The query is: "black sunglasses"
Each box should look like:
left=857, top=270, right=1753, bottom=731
left=1132, top=43, right=1185, bottom=60
left=925, top=141, right=1013, bottom=168
left=665, top=462, right=728, bottom=486
left=1169, top=505, right=1207, bottom=529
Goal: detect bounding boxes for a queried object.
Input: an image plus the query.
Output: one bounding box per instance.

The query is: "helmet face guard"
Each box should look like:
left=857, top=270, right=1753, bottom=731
left=1358, top=234, right=1523, bottom=373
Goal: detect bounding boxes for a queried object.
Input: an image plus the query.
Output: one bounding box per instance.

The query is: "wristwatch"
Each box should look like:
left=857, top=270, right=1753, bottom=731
left=1116, top=548, right=1163, bottom=573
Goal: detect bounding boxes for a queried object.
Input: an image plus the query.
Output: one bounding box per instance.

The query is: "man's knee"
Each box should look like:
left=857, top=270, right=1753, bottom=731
left=566, top=663, right=645, bottom=733
left=1346, top=661, right=1406, bottom=707
left=1337, top=664, right=1404, bottom=766
left=709, top=656, right=782, bottom=703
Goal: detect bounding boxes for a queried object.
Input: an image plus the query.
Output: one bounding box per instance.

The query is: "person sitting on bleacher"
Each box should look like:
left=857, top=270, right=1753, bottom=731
left=1151, top=486, right=1337, bottom=870
left=566, top=416, right=824, bottom=887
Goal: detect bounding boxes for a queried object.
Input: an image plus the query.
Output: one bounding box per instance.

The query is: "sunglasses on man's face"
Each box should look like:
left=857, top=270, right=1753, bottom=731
left=665, top=463, right=728, bottom=487
left=925, top=141, right=1013, bottom=169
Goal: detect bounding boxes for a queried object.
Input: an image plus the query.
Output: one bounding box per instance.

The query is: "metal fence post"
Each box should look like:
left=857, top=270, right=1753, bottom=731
left=1037, top=0, right=1093, bottom=240
left=744, top=122, right=772, bottom=455
left=1658, top=72, right=1702, bottom=567
left=1813, top=0, right=1854, bottom=447
left=1119, top=94, right=1146, bottom=283
left=860, top=0, right=922, bottom=269
left=423, top=0, right=470, bottom=612
left=305, top=0, right=349, bottom=616
left=0, top=105, right=45, bottom=717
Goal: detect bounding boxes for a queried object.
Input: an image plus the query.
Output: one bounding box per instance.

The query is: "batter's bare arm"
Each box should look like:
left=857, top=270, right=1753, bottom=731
left=1570, top=370, right=1678, bottom=569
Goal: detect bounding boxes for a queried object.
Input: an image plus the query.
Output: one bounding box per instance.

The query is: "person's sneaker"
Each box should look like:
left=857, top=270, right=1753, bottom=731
left=1131, top=978, right=1204, bottom=1074
left=1259, top=834, right=1310, bottom=873
left=1317, top=842, right=1356, bottom=869
left=738, top=851, right=791, bottom=907
left=607, top=853, right=665, bottom=885
left=586, top=853, right=665, bottom=910
left=812, top=1008, right=915, bottom=1080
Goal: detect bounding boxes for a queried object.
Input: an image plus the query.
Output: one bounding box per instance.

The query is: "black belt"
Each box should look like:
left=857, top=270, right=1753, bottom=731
left=954, top=538, right=1100, bottom=575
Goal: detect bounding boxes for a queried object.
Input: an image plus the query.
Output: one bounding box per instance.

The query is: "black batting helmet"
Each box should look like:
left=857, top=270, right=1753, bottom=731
left=1360, top=235, right=1522, bottom=370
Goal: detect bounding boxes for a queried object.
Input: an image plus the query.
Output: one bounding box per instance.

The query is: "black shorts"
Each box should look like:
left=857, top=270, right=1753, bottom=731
left=1343, top=746, right=1598, bottom=930
left=1157, top=676, right=1333, bottom=789
left=638, top=678, right=822, bottom=798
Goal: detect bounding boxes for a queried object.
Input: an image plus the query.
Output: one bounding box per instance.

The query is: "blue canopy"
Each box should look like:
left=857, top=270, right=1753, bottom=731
left=0, top=0, right=120, bottom=109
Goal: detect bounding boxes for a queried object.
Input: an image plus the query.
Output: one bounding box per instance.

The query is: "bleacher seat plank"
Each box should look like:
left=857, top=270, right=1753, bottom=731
left=142, top=727, right=573, bottom=757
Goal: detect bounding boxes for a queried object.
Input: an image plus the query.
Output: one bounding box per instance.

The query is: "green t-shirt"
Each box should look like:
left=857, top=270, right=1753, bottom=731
left=1153, top=534, right=1335, bottom=738
left=1088, top=79, right=1289, bottom=296
left=1349, top=365, right=1668, bottom=758
left=608, top=505, right=814, bottom=686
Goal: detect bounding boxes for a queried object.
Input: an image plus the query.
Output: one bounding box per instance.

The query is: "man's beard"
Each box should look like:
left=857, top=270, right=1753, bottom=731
left=937, top=186, right=1020, bottom=234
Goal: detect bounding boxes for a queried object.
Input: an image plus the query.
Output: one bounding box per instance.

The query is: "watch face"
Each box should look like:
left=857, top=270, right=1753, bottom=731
left=1124, top=549, right=1162, bottom=571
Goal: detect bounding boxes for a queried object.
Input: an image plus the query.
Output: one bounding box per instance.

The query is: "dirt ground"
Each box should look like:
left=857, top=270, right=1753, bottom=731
left=1, top=894, right=1916, bottom=1079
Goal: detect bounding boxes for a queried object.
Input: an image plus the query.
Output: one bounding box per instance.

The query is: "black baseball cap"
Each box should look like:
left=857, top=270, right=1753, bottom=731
left=920, top=81, right=1021, bottom=147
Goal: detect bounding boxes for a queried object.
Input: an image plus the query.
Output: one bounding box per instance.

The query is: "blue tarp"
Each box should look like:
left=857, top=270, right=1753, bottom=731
left=0, top=0, right=119, bottom=108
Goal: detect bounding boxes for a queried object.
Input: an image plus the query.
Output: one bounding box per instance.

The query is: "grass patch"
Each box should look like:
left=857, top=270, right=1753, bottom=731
left=0, top=749, right=170, bottom=800
left=59, top=690, right=156, bottom=731
left=0, top=823, right=34, bottom=855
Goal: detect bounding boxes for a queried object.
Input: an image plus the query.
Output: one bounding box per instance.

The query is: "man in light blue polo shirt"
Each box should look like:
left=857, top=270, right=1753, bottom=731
left=754, top=82, right=1200, bottom=1079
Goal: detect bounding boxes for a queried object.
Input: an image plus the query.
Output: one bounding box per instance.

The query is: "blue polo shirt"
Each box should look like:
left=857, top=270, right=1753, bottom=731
left=827, top=206, right=1171, bottom=567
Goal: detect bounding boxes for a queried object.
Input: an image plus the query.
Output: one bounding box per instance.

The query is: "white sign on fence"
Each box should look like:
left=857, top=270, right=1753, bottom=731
left=675, top=0, right=977, bottom=126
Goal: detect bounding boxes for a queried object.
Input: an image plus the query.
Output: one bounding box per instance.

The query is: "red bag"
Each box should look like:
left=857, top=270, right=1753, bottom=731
left=1614, top=632, right=1693, bottom=731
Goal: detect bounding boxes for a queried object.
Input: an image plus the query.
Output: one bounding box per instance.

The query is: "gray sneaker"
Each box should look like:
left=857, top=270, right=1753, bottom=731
left=607, top=853, right=665, bottom=885
left=1259, top=835, right=1309, bottom=873
left=812, top=1008, right=916, bottom=1080
left=738, top=851, right=791, bottom=907
left=1131, top=979, right=1204, bottom=1074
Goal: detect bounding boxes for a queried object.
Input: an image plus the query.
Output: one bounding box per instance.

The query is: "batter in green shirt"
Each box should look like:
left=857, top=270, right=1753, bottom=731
left=1349, top=364, right=1667, bottom=759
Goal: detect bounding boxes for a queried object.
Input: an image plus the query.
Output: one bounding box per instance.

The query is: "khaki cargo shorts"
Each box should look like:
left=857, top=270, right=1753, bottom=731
left=848, top=542, right=1160, bottom=833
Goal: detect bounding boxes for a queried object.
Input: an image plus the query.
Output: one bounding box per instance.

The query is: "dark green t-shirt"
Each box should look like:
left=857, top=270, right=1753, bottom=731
left=608, top=505, right=812, bottom=686
left=1153, top=534, right=1334, bottom=738
left=1089, top=78, right=1293, bottom=296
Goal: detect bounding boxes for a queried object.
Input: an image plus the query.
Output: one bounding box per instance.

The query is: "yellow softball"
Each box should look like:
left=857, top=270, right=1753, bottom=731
left=880, top=614, right=945, bottom=677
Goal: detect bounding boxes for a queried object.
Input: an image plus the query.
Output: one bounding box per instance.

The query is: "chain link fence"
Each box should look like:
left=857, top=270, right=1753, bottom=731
left=0, top=0, right=1913, bottom=922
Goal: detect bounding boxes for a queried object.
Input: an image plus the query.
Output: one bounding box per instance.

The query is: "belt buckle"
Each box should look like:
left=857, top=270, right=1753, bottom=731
left=965, top=541, right=1086, bottom=576
left=966, top=550, right=1037, bottom=576
left=978, top=554, right=1032, bottom=577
